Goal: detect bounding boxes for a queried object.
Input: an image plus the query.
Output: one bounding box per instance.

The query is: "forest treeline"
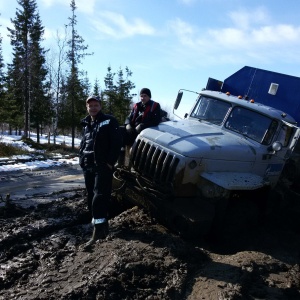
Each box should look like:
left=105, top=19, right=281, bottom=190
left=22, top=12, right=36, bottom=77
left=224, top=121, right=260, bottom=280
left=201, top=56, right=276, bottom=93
left=0, top=0, right=136, bottom=149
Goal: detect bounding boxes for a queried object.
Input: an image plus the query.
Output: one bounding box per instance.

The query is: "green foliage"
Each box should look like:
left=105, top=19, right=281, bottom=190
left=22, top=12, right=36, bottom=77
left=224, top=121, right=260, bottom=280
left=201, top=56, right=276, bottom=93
left=0, top=138, right=78, bottom=157
left=102, top=66, right=135, bottom=124
left=0, top=143, right=27, bottom=156
left=0, top=33, right=6, bottom=122
left=20, top=137, right=45, bottom=150
left=1, top=87, right=22, bottom=128
left=93, top=78, right=101, bottom=97
left=7, top=0, right=50, bottom=138
left=21, top=136, right=78, bottom=154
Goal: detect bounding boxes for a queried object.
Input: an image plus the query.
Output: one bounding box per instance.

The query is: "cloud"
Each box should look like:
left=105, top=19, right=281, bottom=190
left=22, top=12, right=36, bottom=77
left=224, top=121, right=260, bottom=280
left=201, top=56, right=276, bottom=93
left=168, top=9, right=300, bottom=67
left=168, top=18, right=199, bottom=47
left=40, top=0, right=66, bottom=7
left=91, top=11, right=155, bottom=39
left=252, top=25, right=300, bottom=44
left=208, top=24, right=300, bottom=49
left=228, top=7, right=270, bottom=29
left=177, top=0, right=197, bottom=5
left=40, top=0, right=96, bottom=14
left=75, top=0, right=97, bottom=14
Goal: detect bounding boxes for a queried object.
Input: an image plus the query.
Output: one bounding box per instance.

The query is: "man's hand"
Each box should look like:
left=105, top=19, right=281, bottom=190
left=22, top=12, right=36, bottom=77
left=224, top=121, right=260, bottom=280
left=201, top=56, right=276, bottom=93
left=126, top=124, right=134, bottom=133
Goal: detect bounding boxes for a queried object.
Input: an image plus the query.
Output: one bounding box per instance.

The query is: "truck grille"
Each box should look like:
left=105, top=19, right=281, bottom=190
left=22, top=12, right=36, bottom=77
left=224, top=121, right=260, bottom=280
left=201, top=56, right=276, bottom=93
left=131, top=139, right=179, bottom=185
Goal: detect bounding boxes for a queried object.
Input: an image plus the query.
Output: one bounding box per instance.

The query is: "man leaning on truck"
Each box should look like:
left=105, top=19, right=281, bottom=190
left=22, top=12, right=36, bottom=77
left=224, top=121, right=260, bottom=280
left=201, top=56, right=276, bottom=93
left=116, top=88, right=161, bottom=167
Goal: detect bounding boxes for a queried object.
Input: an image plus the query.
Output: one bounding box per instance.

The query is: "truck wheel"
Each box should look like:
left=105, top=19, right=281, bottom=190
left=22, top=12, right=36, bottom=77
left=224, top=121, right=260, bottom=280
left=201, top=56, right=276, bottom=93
left=208, top=188, right=269, bottom=240
left=222, top=198, right=260, bottom=236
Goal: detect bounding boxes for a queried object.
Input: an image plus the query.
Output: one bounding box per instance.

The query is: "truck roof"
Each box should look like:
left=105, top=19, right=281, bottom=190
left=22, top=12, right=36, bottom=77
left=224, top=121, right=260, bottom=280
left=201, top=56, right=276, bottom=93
left=200, top=90, right=297, bottom=124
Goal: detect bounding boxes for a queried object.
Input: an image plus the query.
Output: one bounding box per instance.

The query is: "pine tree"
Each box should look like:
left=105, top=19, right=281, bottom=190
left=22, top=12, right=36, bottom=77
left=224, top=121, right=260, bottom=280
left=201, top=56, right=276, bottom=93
left=1, top=81, right=21, bottom=134
left=103, top=66, right=116, bottom=115
left=115, top=66, right=135, bottom=123
left=82, top=71, right=91, bottom=98
left=65, top=0, right=93, bottom=150
left=29, top=13, right=52, bottom=143
left=103, top=65, right=135, bottom=124
left=0, top=24, right=7, bottom=131
left=7, top=0, right=50, bottom=139
left=93, top=78, right=101, bottom=97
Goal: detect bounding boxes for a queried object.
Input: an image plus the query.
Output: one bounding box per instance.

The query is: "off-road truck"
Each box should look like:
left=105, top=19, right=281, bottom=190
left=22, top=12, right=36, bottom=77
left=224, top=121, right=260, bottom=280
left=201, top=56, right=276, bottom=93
left=113, top=90, right=300, bottom=237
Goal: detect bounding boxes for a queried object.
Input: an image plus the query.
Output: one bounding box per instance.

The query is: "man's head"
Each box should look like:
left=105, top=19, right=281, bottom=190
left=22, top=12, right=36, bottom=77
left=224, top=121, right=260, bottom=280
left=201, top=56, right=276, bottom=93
left=140, top=88, right=151, bottom=105
left=86, top=95, right=101, bottom=119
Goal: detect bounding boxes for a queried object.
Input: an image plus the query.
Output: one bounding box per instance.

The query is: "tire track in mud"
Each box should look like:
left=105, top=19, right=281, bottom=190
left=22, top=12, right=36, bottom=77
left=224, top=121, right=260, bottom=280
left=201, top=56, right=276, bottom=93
left=0, top=194, right=207, bottom=300
left=0, top=166, right=300, bottom=299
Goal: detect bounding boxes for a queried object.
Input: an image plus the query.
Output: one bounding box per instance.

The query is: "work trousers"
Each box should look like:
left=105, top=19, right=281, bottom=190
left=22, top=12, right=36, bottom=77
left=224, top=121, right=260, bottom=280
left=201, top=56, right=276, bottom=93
left=83, top=163, right=113, bottom=220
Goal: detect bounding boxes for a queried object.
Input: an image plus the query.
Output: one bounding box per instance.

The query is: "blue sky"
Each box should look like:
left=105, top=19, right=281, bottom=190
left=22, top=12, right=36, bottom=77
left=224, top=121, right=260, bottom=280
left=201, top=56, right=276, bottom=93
left=1, top=0, right=300, bottom=116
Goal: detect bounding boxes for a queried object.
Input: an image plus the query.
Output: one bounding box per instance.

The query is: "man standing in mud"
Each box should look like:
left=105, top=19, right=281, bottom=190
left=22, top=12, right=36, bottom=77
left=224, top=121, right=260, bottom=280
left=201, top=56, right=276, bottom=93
left=79, top=95, right=122, bottom=248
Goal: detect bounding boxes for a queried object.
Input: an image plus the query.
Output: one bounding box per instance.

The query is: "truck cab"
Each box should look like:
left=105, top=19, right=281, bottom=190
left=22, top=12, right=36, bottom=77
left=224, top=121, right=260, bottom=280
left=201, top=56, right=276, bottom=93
left=114, top=90, right=300, bottom=237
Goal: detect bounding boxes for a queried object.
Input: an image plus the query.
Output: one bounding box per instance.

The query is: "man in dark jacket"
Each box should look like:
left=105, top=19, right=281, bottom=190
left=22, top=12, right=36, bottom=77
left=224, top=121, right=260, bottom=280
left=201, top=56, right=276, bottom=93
left=79, top=95, right=122, bottom=248
left=125, top=88, right=161, bottom=138
left=117, top=88, right=161, bottom=166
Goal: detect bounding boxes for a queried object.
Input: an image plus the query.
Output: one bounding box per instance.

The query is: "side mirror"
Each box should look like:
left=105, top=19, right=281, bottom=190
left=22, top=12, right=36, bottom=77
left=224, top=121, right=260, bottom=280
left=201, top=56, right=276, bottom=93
left=174, top=91, right=183, bottom=110
left=268, top=141, right=283, bottom=152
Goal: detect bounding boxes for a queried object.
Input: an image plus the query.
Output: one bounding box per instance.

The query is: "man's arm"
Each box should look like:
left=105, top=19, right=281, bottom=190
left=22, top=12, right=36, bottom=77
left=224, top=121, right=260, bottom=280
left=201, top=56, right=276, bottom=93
left=125, top=103, right=139, bottom=125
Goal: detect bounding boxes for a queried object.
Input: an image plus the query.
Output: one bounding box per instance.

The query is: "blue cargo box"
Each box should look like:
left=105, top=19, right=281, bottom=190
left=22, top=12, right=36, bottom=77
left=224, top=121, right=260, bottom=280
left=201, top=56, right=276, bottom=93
left=206, top=66, right=300, bottom=125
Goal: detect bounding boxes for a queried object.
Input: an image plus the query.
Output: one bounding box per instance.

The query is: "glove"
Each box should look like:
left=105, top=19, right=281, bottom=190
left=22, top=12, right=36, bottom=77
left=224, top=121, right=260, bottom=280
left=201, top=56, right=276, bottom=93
left=126, top=124, right=134, bottom=133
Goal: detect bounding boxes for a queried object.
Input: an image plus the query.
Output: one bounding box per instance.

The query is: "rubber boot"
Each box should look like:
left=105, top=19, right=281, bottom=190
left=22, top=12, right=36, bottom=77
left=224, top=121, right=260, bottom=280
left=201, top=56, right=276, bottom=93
left=81, top=222, right=109, bottom=251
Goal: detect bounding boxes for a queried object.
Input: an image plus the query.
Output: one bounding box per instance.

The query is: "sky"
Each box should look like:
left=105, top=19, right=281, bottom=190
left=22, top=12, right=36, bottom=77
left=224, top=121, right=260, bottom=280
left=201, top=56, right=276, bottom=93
left=1, top=0, right=300, bottom=118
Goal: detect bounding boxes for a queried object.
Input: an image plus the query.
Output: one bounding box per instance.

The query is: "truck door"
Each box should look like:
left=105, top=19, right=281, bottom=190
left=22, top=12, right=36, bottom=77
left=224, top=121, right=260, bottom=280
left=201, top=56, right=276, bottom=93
left=264, top=122, right=300, bottom=186
left=276, top=121, right=300, bottom=159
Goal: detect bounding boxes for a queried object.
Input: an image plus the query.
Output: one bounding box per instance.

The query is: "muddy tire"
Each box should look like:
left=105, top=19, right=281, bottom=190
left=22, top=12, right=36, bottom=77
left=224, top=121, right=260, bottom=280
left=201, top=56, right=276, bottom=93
left=208, top=188, right=269, bottom=240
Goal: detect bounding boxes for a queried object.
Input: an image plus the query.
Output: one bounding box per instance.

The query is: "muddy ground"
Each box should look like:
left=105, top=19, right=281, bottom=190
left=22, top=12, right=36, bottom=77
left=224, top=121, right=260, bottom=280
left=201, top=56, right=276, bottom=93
left=0, top=165, right=300, bottom=299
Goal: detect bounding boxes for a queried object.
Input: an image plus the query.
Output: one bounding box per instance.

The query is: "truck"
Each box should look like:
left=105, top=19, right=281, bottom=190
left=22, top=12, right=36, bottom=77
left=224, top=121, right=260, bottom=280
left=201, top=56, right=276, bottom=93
left=113, top=87, right=300, bottom=239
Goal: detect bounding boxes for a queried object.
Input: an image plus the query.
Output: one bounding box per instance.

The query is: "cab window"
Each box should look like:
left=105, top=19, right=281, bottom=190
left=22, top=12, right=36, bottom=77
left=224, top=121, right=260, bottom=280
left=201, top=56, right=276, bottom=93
left=277, top=124, right=293, bottom=147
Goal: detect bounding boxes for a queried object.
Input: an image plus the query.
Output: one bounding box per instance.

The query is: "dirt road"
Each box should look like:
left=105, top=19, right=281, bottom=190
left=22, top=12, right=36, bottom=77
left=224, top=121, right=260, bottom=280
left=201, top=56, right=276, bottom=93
left=0, top=165, right=84, bottom=207
left=0, top=165, right=300, bottom=299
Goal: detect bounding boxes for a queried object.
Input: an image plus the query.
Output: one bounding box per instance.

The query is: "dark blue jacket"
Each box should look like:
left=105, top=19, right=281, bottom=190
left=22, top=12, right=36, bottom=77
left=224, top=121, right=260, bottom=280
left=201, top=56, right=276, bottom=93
left=125, top=99, right=161, bottom=130
left=79, top=112, right=122, bottom=168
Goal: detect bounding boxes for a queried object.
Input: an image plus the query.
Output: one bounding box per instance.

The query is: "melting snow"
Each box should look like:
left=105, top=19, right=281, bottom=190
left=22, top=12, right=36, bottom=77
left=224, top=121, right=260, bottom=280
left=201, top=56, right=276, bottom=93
left=0, top=132, right=81, bottom=172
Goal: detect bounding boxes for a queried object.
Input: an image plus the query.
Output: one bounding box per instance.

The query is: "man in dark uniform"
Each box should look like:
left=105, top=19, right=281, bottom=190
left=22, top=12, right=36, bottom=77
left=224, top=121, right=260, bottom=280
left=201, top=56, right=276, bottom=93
left=79, top=95, right=122, bottom=248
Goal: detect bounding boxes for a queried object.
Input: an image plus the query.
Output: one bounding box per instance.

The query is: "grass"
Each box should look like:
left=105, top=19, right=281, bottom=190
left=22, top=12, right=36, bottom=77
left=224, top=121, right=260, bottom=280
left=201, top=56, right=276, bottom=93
left=0, top=137, right=79, bottom=158
left=0, top=143, right=28, bottom=157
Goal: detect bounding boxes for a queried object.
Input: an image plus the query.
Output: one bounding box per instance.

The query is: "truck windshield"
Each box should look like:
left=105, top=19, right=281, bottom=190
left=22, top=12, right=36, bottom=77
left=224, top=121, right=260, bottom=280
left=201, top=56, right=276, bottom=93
left=190, top=96, right=231, bottom=125
left=225, top=106, right=277, bottom=144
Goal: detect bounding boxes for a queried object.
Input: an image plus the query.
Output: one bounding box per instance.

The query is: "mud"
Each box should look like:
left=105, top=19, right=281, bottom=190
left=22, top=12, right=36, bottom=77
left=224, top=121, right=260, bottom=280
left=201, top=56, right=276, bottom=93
left=0, top=166, right=300, bottom=299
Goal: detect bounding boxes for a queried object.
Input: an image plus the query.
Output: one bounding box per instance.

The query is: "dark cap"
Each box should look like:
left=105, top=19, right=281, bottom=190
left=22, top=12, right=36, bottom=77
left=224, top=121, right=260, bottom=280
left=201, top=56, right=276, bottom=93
left=86, top=95, right=101, bottom=103
left=140, top=88, right=151, bottom=98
